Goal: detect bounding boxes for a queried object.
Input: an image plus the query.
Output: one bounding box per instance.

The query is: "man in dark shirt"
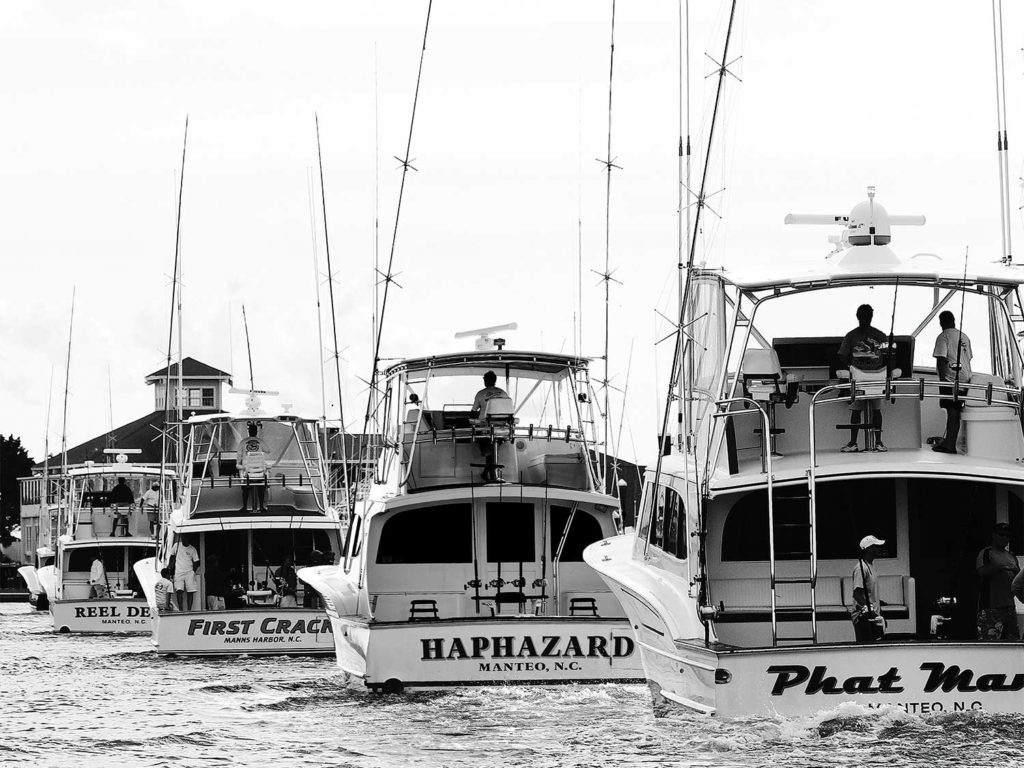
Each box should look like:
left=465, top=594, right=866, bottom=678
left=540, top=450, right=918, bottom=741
left=838, top=304, right=889, bottom=453
left=976, top=522, right=1021, bottom=640
left=204, top=554, right=229, bottom=611
left=108, top=477, right=135, bottom=504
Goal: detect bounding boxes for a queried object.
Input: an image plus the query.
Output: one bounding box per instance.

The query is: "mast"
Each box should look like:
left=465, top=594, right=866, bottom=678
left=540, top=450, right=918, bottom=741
left=645, top=0, right=739, bottom=556
left=315, top=115, right=353, bottom=510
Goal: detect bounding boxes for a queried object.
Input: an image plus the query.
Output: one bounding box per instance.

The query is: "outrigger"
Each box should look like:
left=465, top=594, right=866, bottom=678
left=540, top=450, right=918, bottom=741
left=587, top=190, right=1024, bottom=717
left=300, top=328, right=643, bottom=691
left=135, top=390, right=346, bottom=655
left=25, top=450, right=173, bottom=633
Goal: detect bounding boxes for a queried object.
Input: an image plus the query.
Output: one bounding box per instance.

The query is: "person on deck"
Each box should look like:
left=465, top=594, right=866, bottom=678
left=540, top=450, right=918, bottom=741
left=89, top=553, right=107, bottom=599
left=173, top=535, right=201, bottom=611
left=141, top=482, right=161, bottom=537
left=849, top=535, right=887, bottom=643
left=931, top=310, right=973, bottom=454
left=154, top=567, right=177, bottom=613
left=108, top=477, right=135, bottom=536
left=471, top=371, right=511, bottom=483
left=204, top=554, right=228, bottom=611
left=274, top=558, right=298, bottom=608
left=240, top=421, right=269, bottom=513
left=976, top=522, right=1021, bottom=640
left=838, top=305, right=889, bottom=453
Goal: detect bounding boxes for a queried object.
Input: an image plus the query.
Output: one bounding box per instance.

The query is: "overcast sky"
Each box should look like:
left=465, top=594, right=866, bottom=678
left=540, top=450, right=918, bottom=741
left=2, top=1, right=1021, bottom=466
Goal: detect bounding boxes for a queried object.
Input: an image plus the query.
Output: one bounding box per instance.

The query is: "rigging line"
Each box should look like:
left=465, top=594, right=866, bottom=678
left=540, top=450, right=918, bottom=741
left=315, top=115, right=353, bottom=511
left=645, top=0, right=739, bottom=560
left=610, top=338, right=636, bottom=498
left=162, top=116, right=188, bottom=517
left=363, top=0, right=434, bottom=438
left=599, top=0, right=618, bottom=489
left=373, top=44, right=381, bottom=432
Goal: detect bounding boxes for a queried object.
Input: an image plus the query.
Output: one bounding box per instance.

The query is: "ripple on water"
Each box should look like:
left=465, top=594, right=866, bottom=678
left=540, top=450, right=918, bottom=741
left=2, top=603, right=1024, bottom=767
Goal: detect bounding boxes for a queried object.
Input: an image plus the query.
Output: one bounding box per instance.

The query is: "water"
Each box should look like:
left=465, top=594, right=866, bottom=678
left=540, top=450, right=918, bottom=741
left=2, top=604, right=1022, bottom=768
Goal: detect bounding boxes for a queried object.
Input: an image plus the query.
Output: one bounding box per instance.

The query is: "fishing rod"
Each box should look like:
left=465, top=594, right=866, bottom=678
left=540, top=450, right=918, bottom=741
left=59, top=290, right=75, bottom=536
left=887, top=277, right=899, bottom=380
left=677, top=0, right=692, bottom=449
left=241, top=304, right=255, bottom=391
left=953, top=247, right=970, bottom=400
left=645, top=0, right=739, bottom=561
left=990, top=0, right=1013, bottom=263
left=314, top=115, right=353, bottom=514
left=362, top=0, right=433, bottom=440
left=307, top=167, right=330, bottom=467
left=597, top=0, right=620, bottom=492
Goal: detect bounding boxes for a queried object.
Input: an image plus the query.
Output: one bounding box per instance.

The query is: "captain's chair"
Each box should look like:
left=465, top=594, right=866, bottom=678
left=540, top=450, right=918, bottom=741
left=481, top=396, right=515, bottom=424
left=741, top=348, right=797, bottom=457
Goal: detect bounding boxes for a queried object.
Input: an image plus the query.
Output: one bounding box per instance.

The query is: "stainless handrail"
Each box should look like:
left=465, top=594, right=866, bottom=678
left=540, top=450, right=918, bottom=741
left=712, top=397, right=778, bottom=644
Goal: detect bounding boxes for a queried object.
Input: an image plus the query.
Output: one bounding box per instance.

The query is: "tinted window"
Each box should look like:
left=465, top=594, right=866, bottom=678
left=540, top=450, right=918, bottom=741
left=376, top=504, right=472, bottom=564
left=486, top=502, right=535, bottom=563
left=68, top=547, right=126, bottom=572
left=722, top=480, right=898, bottom=561
left=550, top=506, right=604, bottom=562
left=647, top=485, right=687, bottom=560
left=253, top=530, right=334, bottom=567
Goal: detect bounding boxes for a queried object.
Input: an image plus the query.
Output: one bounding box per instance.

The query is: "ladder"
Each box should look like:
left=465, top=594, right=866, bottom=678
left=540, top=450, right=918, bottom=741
left=292, top=424, right=330, bottom=512
left=767, top=470, right=819, bottom=646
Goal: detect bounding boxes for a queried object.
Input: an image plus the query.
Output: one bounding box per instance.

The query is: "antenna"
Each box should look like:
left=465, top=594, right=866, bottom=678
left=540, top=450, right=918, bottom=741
left=107, top=365, right=114, bottom=438
left=990, top=0, right=1013, bottom=263
left=308, top=167, right=330, bottom=462
left=315, top=115, right=353, bottom=511
left=676, top=0, right=692, bottom=450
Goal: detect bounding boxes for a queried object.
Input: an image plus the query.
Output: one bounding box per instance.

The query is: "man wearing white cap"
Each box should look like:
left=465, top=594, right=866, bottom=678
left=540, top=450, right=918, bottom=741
left=850, top=535, right=886, bottom=643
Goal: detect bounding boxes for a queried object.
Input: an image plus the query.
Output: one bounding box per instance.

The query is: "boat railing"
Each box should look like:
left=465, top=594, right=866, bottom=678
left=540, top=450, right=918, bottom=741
left=807, top=378, right=1023, bottom=469
left=401, top=423, right=586, bottom=447
left=190, top=473, right=324, bottom=489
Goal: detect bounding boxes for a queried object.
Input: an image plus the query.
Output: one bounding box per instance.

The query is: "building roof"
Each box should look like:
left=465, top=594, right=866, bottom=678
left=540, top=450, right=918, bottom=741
left=33, top=410, right=175, bottom=471
left=144, top=357, right=232, bottom=383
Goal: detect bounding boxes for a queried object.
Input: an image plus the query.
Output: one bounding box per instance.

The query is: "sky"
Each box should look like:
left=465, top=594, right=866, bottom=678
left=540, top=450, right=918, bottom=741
left=1, top=1, right=1022, bottom=467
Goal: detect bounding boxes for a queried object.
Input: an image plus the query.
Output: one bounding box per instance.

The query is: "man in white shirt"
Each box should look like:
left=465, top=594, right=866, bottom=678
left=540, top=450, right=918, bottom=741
left=240, top=421, right=269, bottom=513
left=932, top=311, right=973, bottom=454
left=173, top=536, right=201, bottom=611
left=849, top=535, right=886, bottom=643
left=471, top=371, right=511, bottom=483
left=89, top=554, right=107, bottom=599
left=141, top=483, right=161, bottom=537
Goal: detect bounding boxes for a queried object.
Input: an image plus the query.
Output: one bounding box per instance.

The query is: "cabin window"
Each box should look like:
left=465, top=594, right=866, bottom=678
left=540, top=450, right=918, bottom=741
left=486, top=502, right=535, bottom=563
left=721, top=480, right=898, bottom=561
left=67, top=547, right=125, bottom=572
left=1005, top=493, right=1024, bottom=553
left=549, top=506, right=604, bottom=562
left=376, top=504, right=472, bottom=564
left=646, top=484, right=687, bottom=560
left=344, top=513, right=363, bottom=560
left=252, top=530, right=335, bottom=568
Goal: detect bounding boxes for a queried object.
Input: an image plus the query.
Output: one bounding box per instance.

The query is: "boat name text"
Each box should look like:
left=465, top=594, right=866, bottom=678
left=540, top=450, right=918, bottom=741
left=767, top=663, right=1024, bottom=697
left=421, top=634, right=635, bottom=661
left=73, top=605, right=150, bottom=618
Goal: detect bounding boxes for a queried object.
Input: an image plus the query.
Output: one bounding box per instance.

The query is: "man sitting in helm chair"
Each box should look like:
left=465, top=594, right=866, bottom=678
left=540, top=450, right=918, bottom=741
left=471, top=371, right=511, bottom=483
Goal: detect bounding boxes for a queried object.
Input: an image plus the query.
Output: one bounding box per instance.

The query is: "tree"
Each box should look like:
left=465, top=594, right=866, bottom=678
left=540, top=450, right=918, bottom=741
left=1, top=434, right=35, bottom=548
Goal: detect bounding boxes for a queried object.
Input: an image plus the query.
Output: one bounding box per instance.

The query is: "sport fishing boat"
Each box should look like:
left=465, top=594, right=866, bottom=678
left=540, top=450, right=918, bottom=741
left=299, top=331, right=644, bottom=692
left=586, top=190, right=1024, bottom=717
left=25, top=451, right=171, bottom=633
left=136, top=392, right=345, bottom=656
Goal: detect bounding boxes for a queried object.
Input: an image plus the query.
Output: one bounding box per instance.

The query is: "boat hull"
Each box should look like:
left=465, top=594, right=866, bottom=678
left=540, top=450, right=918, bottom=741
left=325, top=612, right=645, bottom=691
left=50, top=598, right=152, bottom=633
left=150, top=608, right=336, bottom=656
left=588, top=535, right=1024, bottom=717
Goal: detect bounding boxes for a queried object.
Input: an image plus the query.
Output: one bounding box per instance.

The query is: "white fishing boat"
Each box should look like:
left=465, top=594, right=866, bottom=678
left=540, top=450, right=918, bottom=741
left=586, top=190, right=1024, bottom=717
left=299, top=331, right=644, bottom=691
left=24, top=451, right=172, bottom=633
left=136, top=392, right=345, bottom=656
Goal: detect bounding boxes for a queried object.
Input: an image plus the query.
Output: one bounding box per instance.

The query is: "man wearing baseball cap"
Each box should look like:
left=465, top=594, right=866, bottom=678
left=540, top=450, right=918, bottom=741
left=976, top=522, right=1021, bottom=640
left=850, top=535, right=886, bottom=643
